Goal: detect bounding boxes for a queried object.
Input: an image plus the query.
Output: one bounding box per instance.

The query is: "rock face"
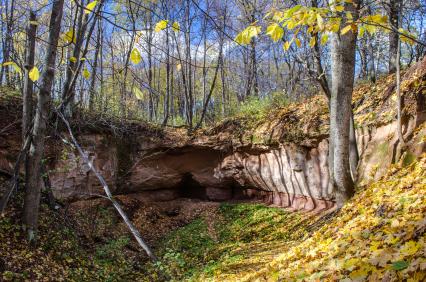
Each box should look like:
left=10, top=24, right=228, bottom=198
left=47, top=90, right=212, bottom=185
left=1, top=58, right=425, bottom=211
left=42, top=115, right=425, bottom=211
left=46, top=136, right=235, bottom=202
left=1, top=109, right=424, bottom=212
left=215, top=141, right=333, bottom=210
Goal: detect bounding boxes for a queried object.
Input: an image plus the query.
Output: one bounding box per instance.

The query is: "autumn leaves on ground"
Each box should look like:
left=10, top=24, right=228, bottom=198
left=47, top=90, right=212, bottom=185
left=1, top=153, right=425, bottom=281
left=1, top=70, right=426, bottom=281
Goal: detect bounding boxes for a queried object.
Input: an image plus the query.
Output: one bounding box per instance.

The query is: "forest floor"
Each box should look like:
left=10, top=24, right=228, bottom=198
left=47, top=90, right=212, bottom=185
left=1, top=153, right=425, bottom=281
left=1, top=59, right=426, bottom=281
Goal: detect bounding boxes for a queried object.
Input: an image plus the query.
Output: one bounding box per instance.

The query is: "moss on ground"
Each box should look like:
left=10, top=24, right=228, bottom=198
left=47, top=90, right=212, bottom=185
left=145, top=203, right=320, bottom=281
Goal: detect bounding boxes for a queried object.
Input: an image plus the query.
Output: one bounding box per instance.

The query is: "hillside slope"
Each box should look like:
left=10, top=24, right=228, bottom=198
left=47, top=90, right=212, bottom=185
left=142, top=154, right=424, bottom=281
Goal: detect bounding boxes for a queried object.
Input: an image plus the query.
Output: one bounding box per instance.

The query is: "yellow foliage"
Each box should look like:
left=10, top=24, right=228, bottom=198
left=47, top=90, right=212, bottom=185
left=240, top=155, right=426, bottom=281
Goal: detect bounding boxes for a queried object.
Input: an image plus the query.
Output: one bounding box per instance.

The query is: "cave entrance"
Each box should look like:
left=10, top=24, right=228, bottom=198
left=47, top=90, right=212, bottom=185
left=179, top=173, right=207, bottom=200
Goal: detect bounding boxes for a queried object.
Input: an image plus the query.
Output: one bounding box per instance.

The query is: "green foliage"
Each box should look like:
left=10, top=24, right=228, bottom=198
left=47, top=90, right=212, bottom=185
left=95, top=236, right=130, bottom=262
left=152, top=218, right=214, bottom=278
left=234, top=92, right=290, bottom=122
left=402, top=151, right=416, bottom=167
left=147, top=203, right=314, bottom=280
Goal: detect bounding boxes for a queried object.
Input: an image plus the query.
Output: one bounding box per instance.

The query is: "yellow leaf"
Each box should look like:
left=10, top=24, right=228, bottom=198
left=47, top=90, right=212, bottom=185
left=359, top=26, right=366, bottom=37
left=235, top=25, right=261, bottom=45
left=341, top=25, right=353, bottom=35
left=64, top=29, right=76, bottom=44
left=155, top=20, right=168, bottom=32
left=84, top=1, right=97, bottom=14
left=334, top=6, right=345, bottom=12
left=295, top=37, right=301, bottom=47
left=130, top=48, right=141, bottom=65
left=309, top=36, right=316, bottom=47
left=133, top=86, right=144, bottom=100
left=399, top=241, right=421, bottom=257
left=283, top=41, right=291, bottom=51
left=320, top=34, right=329, bottom=45
left=317, top=14, right=324, bottom=30
left=69, top=57, right=77, bottom=63
left=176, top=63, right=182, bottom=71
left=2, top=61, right=15, bottom=67
left=29, top=66, right=40, bottom=82
left=349, top=268, right=369, bottom=280
left=266, top=23, right=284, bottom=42
left=365, top=24, right=376, bottom=35
left=330, top=22, right=340, bottom=33
left=172, top=22, right=180, bottom=32
left=287, top=19, right=296, bottom=30
left=82, top=68, right=90, bottom=79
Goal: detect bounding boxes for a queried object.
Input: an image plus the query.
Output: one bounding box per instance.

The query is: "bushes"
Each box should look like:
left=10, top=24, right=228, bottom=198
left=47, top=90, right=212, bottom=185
left=233, top=92, right=290, bottom=122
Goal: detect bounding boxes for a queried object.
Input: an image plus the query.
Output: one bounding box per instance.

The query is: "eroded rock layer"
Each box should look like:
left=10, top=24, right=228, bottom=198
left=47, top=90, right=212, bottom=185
left=0, top=57, right=425, bottom=211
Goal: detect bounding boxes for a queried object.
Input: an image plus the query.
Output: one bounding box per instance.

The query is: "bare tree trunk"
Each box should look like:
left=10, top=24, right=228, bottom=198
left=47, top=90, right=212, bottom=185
left=349, top=113, right=359, bottom=181
left=162, top=28, right=171, bottom=126
left=311, top=0, right=359, bottom=185
left=388, top=0, right=402, bottom=74
left=1, top=0, right=15, bottom=86
left=195, top=52, right=221, bottom=130
left=22, top=11, right=38, bottom=215
left=396, top=39, right=405, bottom=158
left=185, top=0, right=194, bottom=129
left=89, top=17, right=101, bottom=111
left=22, top=11, right=37, bottom=139
left=147, top=11, right=154, bottom=121
left=61, top=2, right=86, bottom=116
left=23, top=0, right=64, bottom=242
left=328, top=0, right=359, bottom=207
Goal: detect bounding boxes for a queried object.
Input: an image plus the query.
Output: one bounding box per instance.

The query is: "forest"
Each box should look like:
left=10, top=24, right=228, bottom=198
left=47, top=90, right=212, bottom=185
left=0, top=0, right=425, bottom=281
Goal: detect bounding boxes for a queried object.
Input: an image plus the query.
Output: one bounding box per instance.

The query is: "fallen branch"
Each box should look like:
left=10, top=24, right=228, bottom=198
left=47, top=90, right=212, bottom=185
left=56, top=110, right=157, bottom=261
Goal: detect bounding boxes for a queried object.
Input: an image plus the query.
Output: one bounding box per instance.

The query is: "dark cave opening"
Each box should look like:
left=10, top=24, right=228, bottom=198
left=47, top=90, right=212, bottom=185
left=179, top=172, right=208, bottom=200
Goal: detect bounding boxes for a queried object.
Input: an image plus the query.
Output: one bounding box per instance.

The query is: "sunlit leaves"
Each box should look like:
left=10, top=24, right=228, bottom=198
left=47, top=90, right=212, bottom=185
left=240, top=3, right=416, bottom=52
left=84, top=1, right=97, bottom=14
left=246, top=153, right=426, bottom=281
left=235, top=25, right=261, bottom=45
left=64, top=29, right=76, bottom=44
left=283, top=41, right=291, bottom=51
left=2, top=61, right=21, bottom=73
left=130, top=48, right=141, bottom=65
left=334, top=5, right=345, bottom=12
left=309, top=36, right=316, bottom=47
left=282, top=5, right=302, bottom=20
left=82, top=68, right=90, bottom=79
left=399, top=28, right=416, bottom=45
left=341, top=24, right=353, bottom=35
left=155, top=20, right=168, bottom=32
left=29, top=66, right=40, bottom=82
left=266, top=23, right=284, bottom=42
left=133, top=86, right=144, bottom=100
left=320, top=34, right=329, bottom=45
left=316, top=14, right=324, bottom=30
left=294, top=38, right=301, bottom=47
left=172, top=22, right=180, bottom=32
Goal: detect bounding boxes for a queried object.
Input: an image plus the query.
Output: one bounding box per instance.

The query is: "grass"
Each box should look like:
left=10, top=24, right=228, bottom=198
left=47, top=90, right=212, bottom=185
left=146, top=155, right=426, bottom=281
left=1, top=154, right=425, bottom=281
left=147, top=203, right=319, bottom=281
